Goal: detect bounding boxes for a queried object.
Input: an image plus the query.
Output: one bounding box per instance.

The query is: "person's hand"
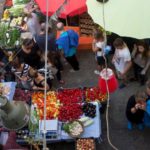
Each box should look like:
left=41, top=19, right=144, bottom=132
left=0, top=62, right=4, bottom=67
left=112, top=56, right=116, bottom=64
left=21, top=76, right=28, bottom=81
left=135, top=103, right=141, bottom=109
left=93, top=39, right=96, bottom=44
left=139, top=104, right=146, bottom=110
left=131, top=107, right=136, bottom=113
left=32, top=86, right=38, bottom=90
left=133, top=44, right=137, bottom=51
left=141, top=70, right=146, bottom=75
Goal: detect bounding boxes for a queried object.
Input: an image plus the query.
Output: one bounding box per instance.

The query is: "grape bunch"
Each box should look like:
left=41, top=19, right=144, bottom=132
left=82, top=103, right=96, bottom=118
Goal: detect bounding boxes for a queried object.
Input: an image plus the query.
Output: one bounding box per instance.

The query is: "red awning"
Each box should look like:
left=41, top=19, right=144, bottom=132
left=35, top=0, right=87, bottom=18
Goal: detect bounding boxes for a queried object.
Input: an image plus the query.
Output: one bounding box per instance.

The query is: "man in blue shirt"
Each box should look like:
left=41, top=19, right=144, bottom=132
left=56, top=22, right=79, bottom=71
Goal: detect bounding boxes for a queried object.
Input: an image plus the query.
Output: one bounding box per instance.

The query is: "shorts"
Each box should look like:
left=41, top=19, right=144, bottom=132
left=97, top=56, right=105, bottom=66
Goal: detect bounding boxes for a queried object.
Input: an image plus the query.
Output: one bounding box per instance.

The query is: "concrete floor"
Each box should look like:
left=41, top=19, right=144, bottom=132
left=49, top=50, right=150, bottom=150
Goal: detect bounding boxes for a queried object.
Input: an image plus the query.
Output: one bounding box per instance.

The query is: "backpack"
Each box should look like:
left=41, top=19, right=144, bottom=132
left=66, top=29, right=79, bottom=48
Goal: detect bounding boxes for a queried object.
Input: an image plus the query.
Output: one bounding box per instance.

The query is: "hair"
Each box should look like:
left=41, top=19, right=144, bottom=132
left=56, top=22, right=64, bottom=31
left=93, top=29, right=104, bottom=40
left=22, top=38, right=34, bottom=47
left=146, top=80, right=150, bottom=89
left=47, top=51, right=59, bottom=66
left=28, top=68, right=38, bottom=78
left=113, top=38, right=124, bottom=48
left=40, top=22, right=52, bottom=33
left=135, top=40, right=149, bottom=59
left=11, top=56, right=21, bottom=68
left=135, top=90, right=148, bottom=102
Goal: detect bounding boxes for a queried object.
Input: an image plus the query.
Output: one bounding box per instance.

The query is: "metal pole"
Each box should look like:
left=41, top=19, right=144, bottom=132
left=43, top=0, right=49, bottom=149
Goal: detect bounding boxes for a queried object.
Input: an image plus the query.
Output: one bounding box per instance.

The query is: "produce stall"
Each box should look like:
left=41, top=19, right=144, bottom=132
left=15, top=87, right=106, bottom=145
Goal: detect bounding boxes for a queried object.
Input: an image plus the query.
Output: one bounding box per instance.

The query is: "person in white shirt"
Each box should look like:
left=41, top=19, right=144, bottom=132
left=112, top=38, right=132, bottom=88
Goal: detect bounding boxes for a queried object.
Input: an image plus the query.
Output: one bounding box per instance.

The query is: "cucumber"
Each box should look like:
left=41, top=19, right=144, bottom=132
left=78, top=117, right=89, bottom=123
left=83, top=119, right=94, bottom=127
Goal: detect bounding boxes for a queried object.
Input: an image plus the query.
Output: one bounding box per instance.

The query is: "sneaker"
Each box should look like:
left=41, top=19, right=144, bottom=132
left=127, top=121, right=133, bottom=130
left=94, top=70, right=100, bottom=75
left=119, top=83, right=126, bottom=89
left=137, top=124, right=144, bottom=130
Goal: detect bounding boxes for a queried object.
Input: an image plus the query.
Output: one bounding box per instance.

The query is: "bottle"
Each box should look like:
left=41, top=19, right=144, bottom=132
left=29, top=106, right=39, bottom=134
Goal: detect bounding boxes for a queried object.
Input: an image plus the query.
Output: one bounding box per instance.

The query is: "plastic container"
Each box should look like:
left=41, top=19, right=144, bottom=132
left=76, top=138, right=96, bottom=150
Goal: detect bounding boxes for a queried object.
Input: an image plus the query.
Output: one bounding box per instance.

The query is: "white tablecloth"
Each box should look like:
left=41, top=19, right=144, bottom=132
left=61, top=102, right=101, bottom=139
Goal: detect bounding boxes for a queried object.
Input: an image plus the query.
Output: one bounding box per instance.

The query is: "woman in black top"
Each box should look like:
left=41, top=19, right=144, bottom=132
left=20, top=39, right=44, bottom=69
left=126, top=91, right=148, bottom=130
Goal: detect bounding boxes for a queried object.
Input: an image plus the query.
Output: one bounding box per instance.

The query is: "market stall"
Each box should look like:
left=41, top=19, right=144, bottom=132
left=13, top=87, right=106, bottom=146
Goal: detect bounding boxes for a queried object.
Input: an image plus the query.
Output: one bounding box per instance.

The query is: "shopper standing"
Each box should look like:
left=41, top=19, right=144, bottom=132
left=131, top=41, right=150, bottom=85
left=112, top=38, right=132, bottom=89
left=56, top=22, right=79, bottom=72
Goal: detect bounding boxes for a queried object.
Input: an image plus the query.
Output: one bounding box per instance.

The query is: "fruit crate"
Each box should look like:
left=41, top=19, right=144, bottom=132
left=76, top=138, right=96, bottom=150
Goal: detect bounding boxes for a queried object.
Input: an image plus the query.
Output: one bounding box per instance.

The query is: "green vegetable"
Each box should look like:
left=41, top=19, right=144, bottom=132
left=83, top=119, right=94, bottom=127
left=13, top=0, right=30, bottom=5
left=78, top=117, right=89, bottom=123
left=8, top=5, right=25, bottom=17
left=63, top=124, right=70, bottom=133
left=0, top=22, right=21, bottom=49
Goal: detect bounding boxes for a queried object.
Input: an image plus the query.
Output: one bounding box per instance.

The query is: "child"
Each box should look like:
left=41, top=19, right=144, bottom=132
left=47, top=51, right=64, bottom=84
left=126, top=91, right=148, bottom=130
left=28, top=68, right=52, bottom=91
left=92, top=29, right=106, bottom=74
left=11, top=56, right=31, bottom=82
left=112, top=38, right=132, bottom=88
left=11, top=56, right=31, bottom=89
left=131, top=41, right=150, bottom=85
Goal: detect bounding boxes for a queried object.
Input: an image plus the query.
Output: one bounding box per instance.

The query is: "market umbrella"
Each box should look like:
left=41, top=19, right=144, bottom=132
left=87, top=0, right=150, bottom=39
left=35, top=0, right=87, bottom=18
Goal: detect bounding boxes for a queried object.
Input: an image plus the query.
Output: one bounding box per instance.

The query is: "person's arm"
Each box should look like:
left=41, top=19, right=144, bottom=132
left=92, top=40, right=99, bottom=52
left=126, top=96, right=137, bottom=114
left=131, top=44, right=137, bottom=58
left=38, top=80, right=50, bottom=91
left=122, top=60, right=132, bottom=75
left=141, top=59, right=150, bottom=75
